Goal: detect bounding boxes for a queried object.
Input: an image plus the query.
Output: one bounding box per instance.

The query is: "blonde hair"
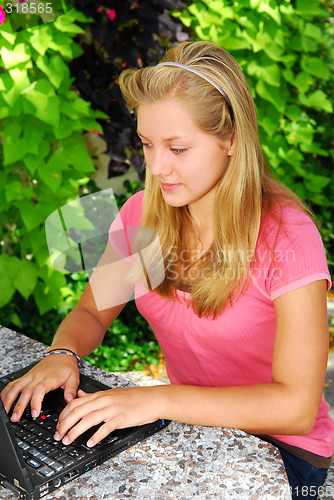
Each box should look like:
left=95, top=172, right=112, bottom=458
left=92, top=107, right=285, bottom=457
left=119, top=41, right=312, bottom=318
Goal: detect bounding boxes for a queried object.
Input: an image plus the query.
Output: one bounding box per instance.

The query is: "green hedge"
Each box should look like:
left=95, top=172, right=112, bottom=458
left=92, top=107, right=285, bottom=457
left=0, top=10, right=108, bottom=316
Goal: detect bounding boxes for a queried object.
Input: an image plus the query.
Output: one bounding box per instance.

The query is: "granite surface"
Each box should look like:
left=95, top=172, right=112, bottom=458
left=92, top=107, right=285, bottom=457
left=0, top=325, right=316, bottom=499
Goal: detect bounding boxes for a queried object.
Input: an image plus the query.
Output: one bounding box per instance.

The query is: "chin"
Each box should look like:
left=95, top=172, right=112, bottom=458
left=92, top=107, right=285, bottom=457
left=160, top=190, right=186, bottom=207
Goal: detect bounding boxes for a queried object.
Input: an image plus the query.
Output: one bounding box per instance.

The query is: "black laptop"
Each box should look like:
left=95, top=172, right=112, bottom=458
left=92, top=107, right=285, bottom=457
left=0, top=364, right=170, bottom=499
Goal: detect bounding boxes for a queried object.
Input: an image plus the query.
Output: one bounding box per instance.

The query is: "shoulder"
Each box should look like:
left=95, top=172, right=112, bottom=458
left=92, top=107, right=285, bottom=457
left=256, top=201, right=331, bottom=299
left=259, top=201, right=320, bottom=248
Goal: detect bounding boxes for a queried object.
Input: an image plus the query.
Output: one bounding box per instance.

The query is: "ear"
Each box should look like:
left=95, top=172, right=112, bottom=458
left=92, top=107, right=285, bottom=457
left=227, top=132, right=236, bottom=156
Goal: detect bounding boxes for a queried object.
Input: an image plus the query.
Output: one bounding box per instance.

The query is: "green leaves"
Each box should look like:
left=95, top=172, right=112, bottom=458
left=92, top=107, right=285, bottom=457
left=0, top=255, right=38, bottom=305
left=0, top=43, right=30, bottom=68
left=173, top=0, right=334, bottom=203
left=0, top=9, right=103, bottom=315
left=299, top=89, right=333, bottom=113
left=301, top=55, right=330, bottom=80
left=22, top=79, right=60, bottom=127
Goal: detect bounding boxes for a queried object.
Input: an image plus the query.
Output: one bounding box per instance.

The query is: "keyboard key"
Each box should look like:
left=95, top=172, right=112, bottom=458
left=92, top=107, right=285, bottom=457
left=38, top=466, right=54, bottom=478
left=27, top=458, right=41, bottom=469
left=14, top=428, right=26, bottom=437
left=67, top=448, right=87, bottom=459
left=30, top=448, right=43, bottom=459
left=50, top=450, right=67, bottom=461
left=58, top=456, right=75, bottom=466
left=17, top=441, right=31, bottom=452
left=43, top=457, right=56, bottom=468
left=25, top=435, right=40, bottom=445
left=50, top=461, right=64, bottom=472
left=24, top=422, right=37, bottom=432
left=39, top=443, right=54, bottom=454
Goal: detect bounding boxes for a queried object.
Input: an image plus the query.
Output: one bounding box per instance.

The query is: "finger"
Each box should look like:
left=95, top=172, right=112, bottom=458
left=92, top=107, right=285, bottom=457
left=63, top=374, right=80, bottom=403
left=86, top=421, right=118, bottom=448
left=1, top=382, right=17, bottom=412
left=30, top=383, right=50, bottom=418
left=1, top=379, right=32, bottom=415
left=56, top=397, right=105, bottom=442
left=77, top=389, right=88, bottom=398
left=58, top=392, right=96, bottom=425
left=11, top=389, right=34, bottom=421
left=55, top=398, right=95, bottom=439
left=59, top=409, right=113, bottom=446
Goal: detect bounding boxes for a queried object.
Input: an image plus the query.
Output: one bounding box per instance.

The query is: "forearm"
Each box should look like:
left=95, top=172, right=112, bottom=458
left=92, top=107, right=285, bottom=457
left=155, top=383, right=318, bottom=436
left=50, top=307, right=110, bottom=358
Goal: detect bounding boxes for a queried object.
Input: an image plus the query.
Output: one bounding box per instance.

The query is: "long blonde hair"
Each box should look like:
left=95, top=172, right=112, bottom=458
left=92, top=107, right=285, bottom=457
left=119, top=41, right=312, bottom=318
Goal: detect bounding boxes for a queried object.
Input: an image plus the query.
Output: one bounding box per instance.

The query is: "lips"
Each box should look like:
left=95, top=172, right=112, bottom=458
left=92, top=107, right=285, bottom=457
left=160, top=182, right=182, bottom=192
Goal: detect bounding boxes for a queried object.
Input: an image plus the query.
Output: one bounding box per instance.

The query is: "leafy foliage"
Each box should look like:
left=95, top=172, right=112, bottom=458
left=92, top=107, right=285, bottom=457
left=173, top=0, right=334, bottom=272
left=84, top=300, right=163, bottom=372
left=69, top=0, right=190, bottom=178
left=0, top=10, right=108, bottom=315
left=0, top=2, right=188, bottom=372
left=0, top=178, right=162, bottom=372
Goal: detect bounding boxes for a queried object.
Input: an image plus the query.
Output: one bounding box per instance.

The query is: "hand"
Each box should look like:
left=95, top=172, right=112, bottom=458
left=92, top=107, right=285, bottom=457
left=54, top=386, right=161, bottom=448
left=0, top=355, right=80, bottom=422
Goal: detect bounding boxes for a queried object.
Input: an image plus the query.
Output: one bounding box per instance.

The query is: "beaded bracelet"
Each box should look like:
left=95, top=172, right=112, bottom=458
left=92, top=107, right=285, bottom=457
left=42, top=348, right=82, bottom=366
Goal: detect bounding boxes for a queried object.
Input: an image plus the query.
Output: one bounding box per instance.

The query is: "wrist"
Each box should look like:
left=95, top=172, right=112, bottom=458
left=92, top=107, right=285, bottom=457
left=43, top=348, right=82, bottom=367
left=151, top=385, right=171, bottom=421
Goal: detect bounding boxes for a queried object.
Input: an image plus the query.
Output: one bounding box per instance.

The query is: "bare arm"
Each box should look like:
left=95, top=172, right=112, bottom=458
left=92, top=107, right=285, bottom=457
left=1, top=241, right=130, bottom=419
left=48, top=282, right=126, bottom=359
left=157, top=279, right=328, bottom=434
left=50, top=238, right=134, bottom=357
left=55, top=280, right=329, bottom=447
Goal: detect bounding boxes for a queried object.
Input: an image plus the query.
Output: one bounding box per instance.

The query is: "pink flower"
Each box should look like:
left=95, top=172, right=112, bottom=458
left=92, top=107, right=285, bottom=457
left=0, top=5, right=6, bottom=26
left=97, top=6, right=103, bottom=13
left=19, top=0, right=26, bottom=3
left=107, top=9, right=116, bottom=21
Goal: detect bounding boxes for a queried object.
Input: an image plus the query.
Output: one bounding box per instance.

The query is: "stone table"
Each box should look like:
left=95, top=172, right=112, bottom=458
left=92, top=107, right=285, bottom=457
left=0, top=326, right=293, bottom=499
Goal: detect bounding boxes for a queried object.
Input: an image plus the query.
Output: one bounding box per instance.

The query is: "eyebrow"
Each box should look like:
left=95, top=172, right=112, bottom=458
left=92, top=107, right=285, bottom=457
left=137, top=131, right=190, bottom=142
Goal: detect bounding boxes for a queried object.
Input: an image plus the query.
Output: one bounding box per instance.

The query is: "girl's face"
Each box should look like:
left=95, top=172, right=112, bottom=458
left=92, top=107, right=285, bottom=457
left=137, top=97, right=234, bottom=218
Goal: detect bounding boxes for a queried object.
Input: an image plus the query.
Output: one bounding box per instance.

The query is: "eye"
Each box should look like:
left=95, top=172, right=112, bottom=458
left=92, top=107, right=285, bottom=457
left=171, top=148, right=188, bottom=154
left=141, top=142, right=152, bottom=149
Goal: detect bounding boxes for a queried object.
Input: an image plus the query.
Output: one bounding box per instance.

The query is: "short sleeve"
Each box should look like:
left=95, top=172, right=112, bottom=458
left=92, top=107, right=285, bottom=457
left=108, top=191, right=144, bottom=259
left=260, top=207, right=332, bottom=301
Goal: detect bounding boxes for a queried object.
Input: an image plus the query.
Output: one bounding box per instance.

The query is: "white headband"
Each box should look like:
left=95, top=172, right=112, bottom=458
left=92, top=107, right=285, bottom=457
left=157, top=61, right=234, bottom=121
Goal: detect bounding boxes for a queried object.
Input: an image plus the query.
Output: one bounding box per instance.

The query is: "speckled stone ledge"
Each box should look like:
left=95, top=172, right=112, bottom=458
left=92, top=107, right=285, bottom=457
left=0, top=326, right=297, bottom=499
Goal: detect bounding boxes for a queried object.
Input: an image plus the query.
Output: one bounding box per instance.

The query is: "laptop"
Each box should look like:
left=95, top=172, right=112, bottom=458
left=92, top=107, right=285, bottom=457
left=0, top=363, right=170, bottom=499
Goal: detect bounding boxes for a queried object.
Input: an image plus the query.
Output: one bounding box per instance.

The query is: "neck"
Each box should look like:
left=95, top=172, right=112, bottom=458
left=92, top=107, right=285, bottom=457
left=186, top=192, right=215, bottom=235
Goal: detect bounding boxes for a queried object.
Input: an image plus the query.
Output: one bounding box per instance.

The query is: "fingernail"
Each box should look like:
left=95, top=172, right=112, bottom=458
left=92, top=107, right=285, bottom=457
left=54, top=432, right=60, bottom=441
left=31, top=409, right=38, bottom=418
left=67, top=394, right=74, bottom=401
left=62, top=436, right=69, bottom=445
left=11, top=413, right=18, bottom=421
left=87, top=440, right=93, bottom=448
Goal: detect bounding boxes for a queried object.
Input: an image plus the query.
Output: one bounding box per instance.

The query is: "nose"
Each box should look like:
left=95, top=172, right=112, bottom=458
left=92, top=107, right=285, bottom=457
left=146, top=149, right=173, bottom=178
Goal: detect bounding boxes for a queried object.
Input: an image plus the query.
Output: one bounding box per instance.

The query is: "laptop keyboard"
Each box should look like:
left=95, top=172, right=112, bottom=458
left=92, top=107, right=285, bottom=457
left=1, top=374, right=122, bottom=479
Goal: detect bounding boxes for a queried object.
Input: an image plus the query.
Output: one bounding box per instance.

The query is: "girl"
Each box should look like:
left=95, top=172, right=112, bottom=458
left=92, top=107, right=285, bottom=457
left=2, top=41, right=333, bottom=498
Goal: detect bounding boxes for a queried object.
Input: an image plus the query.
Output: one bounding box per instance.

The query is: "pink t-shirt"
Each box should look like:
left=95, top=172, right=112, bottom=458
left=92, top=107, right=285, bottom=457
left=113, top=190, right=334, bottom=458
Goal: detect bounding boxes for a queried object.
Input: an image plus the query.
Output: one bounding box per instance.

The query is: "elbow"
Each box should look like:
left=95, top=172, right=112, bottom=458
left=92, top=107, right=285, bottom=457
left=294, top=417, right=316, bottom=436
left=285, top=403, right=319, bottom=436
left=299, top=408, right=319, bottom=435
